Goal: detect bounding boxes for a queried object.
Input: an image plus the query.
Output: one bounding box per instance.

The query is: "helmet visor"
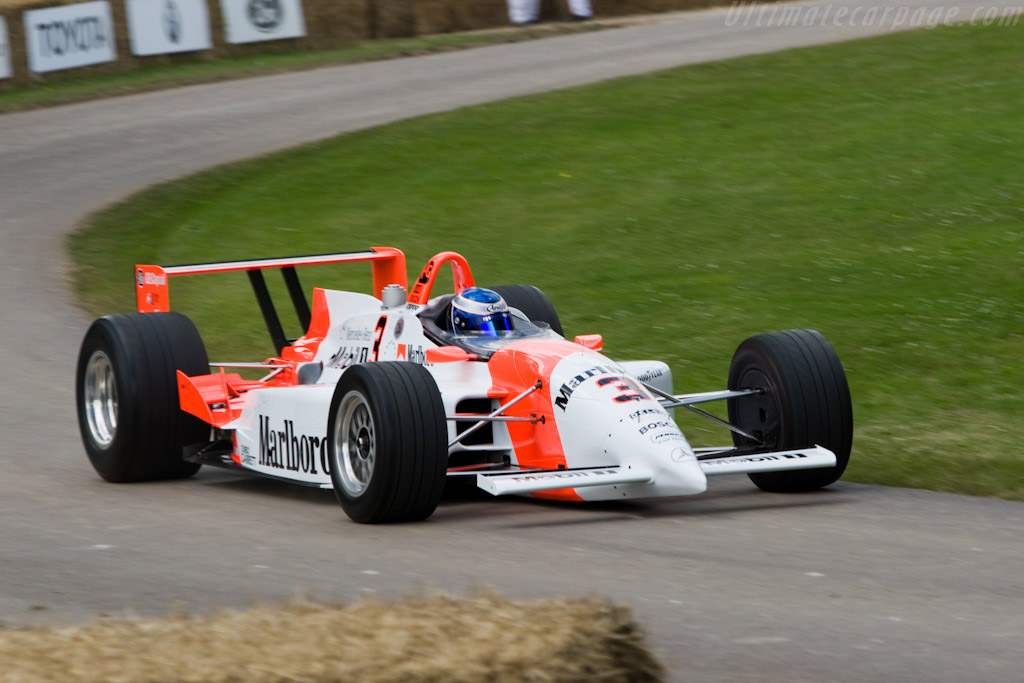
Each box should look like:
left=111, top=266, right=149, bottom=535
left=473, top=312, right=514, bottom=337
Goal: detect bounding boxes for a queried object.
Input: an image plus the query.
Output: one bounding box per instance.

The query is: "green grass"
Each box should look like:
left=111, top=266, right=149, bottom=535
left=71, top=23, right=1024, bottom=500
left=0, top=24, right=603, bottom=114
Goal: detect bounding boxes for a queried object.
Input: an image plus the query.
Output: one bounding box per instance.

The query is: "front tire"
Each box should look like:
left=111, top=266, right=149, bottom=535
left=726, top=329, right=853, bottom=492
left=76, top=313, right=209, bottom=482
left=327, top=362, right=447, bottom=523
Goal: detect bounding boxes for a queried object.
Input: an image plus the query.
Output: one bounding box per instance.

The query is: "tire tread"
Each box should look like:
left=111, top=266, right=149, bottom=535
left=328, top=362, right=447, bottom=523
left=76, top=312, right=208, bottom=483
left=727, top=329, right=852, bottom=492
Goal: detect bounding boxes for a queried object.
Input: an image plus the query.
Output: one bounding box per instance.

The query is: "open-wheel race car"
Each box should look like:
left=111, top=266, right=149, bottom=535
left=76, top=248, right=853, bottom=523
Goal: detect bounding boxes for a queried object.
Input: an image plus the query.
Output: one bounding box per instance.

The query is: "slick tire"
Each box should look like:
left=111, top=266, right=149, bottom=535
left=492, top=285, right=564, bottom=336
left=327, top=362, right=447, bottom=524
left=726, top=329, right=853, bottom=492
left=76, top=313, right=210, bottom=483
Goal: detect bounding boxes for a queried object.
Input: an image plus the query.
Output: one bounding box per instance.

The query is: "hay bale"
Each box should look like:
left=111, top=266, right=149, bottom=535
left=408, top=0, right=721, bottom=34
left=304, top=0, right=369, bottom=50
left=0, top=592, right=664, bottom=682
left=590, top=0, right=718, bottom=17
left=371, top=0, right=414, bottom=38
left=413, top=0, right=508, bottom=34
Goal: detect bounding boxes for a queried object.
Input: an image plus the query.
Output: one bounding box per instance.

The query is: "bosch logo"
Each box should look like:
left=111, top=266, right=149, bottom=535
left=638, top=420, right=673, bottom=435
left=247, top=0, right=284, bottom=31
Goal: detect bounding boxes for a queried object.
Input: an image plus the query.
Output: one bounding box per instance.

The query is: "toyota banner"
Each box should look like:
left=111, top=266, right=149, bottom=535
left=23, top=0, right=117, bottom=73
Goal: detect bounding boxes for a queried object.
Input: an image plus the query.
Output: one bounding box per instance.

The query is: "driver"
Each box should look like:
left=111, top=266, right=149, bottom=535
left=449, top=288, right=515, bottom=337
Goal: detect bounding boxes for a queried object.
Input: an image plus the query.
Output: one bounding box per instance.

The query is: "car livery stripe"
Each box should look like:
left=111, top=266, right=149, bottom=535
left=487, top=339, right=601, bottom=502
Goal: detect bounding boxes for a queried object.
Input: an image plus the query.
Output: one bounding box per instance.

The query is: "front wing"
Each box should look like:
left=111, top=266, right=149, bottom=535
left=476, top=446, right=836, bottom=496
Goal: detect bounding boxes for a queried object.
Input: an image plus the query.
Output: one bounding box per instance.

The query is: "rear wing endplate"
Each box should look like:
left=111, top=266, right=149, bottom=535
left=135, top=247, right=406, bottom=355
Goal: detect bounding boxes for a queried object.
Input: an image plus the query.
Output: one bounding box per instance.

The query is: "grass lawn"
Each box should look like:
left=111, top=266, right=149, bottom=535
left=71, top=23, right=1024, bottom=500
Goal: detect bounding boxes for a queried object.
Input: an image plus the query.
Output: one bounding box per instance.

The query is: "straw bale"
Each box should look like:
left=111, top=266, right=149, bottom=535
left=0, top=591, right=664, bottom=682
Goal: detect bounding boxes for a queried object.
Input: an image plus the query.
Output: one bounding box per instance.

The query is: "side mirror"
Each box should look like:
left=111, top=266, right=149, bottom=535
left=425, top=346, right=477, bottom=363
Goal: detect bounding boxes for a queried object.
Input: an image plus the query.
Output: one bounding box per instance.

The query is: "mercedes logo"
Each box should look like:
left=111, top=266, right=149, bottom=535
left=247, top=0, right=284, bottom=32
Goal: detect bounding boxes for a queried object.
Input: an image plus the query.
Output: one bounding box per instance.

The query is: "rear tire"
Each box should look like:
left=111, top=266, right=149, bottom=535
left=328, top=362, right=447, bottom=523
left=726, top=329, right=852, bottom=492
left=76, top=313, right=209, bottom=482
left=491, top=284, right=563, bottom=336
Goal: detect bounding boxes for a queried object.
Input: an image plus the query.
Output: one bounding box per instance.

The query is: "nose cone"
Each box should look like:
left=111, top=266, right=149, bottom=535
left=602, top=416, right=708, bottom=497
left=544, top=351, right=707, bottom=499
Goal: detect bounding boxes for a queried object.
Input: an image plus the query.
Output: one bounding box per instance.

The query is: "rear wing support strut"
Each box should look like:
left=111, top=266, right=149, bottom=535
left=248, top=266, right=313, bottom=355
left=247, top=269, right=290, bottom=356
left=281, top=266, right=312, bottom=331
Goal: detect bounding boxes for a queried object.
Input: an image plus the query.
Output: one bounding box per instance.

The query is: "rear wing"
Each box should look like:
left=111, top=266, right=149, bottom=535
left=135, top=247, right=406, bottom=355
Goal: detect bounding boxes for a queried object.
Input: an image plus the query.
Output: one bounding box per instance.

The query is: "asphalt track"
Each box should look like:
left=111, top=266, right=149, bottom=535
left=2, top=2, right=1023, bottom=680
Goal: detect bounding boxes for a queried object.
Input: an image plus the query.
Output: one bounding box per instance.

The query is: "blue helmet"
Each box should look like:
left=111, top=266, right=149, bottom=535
left=450, top=288, right=514, bottom=337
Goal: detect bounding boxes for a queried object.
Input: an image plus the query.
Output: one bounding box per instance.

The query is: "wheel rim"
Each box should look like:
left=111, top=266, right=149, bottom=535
left=333, top=391, right=376, bottom=497
left=733, top=368, right=780, bottom=449
left=84, top=350, right=118, bottom=448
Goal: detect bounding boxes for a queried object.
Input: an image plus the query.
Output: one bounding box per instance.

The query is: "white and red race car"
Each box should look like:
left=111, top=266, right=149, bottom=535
left=77, top=248, right=853, bottom=523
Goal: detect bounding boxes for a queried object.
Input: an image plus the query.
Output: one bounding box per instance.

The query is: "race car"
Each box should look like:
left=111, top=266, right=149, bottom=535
left=76, top=248, right=853, bottom=523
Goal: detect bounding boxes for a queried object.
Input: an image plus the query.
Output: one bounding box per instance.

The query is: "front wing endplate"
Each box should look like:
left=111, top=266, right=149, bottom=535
left=699, top=445, right=836, bottom=476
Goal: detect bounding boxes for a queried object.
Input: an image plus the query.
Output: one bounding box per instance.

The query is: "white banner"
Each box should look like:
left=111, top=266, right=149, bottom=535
left=0, top=17, right=12, bottom=80
left=24, top=1, right=116, bottom=73
left=219, top=0, right=305, bottom=44
left=126, top=0, right=212, bottom=56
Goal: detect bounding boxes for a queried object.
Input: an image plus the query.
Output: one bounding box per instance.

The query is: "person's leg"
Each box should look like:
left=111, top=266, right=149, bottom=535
left=567, top=0, right=592, bottom=19
left=508, top=0, right=542, bottom=24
